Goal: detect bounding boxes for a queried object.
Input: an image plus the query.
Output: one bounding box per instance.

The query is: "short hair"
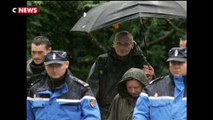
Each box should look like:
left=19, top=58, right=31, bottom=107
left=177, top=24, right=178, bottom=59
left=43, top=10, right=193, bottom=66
left=114, top=31, right=134, bottom=43
left=32, top=36, right=51, bottom=49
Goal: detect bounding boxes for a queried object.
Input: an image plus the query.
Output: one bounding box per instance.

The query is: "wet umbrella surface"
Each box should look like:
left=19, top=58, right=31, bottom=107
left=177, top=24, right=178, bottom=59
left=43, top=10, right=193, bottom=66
left=71, top=1, right=186, bottom=33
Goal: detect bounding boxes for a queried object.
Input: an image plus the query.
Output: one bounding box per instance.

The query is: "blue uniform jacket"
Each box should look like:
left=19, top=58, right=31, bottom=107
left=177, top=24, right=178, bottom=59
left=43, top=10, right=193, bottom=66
left=27, top=70, right=101, bottom=120
left=133, top=75, right=187, bottom=120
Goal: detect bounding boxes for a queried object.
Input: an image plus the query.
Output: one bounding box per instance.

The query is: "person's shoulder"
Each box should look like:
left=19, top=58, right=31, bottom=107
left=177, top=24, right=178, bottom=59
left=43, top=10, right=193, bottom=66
left=71, top=76, right=89, bottom=87
left=98, top=53, right=108, bottom=59
left=29, top=78, right=44, bottom=92
left=26, top=58, right=33, bottom=65
left=111, top=94, right=123, bottom=104
left=149, top=76, right=165, bottom=85
left=114, top=94, right=120, bottom=99
left=31, top=79, right=42, bottom=87
left=96, top=53, right=109, bottom=65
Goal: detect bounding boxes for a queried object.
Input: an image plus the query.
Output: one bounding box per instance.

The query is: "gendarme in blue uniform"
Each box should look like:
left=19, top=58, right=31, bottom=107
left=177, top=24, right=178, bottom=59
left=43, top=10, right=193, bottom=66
left=133, top=47, right=187, bottom=120
left=27, top=50, right=101, bottom=120
left=133, top=75, right=187, bottom=120
left=27, top=70, right=101, bottom=120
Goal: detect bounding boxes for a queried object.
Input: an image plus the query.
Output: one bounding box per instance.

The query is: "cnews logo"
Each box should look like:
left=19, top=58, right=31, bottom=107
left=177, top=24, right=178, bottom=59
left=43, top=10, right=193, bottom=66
left=12, top=7, right=38, bottom=14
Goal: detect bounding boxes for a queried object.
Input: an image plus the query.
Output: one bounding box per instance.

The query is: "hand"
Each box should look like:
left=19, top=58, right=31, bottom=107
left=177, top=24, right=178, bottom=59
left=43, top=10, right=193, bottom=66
left=143, top=64, right=154, bottom=81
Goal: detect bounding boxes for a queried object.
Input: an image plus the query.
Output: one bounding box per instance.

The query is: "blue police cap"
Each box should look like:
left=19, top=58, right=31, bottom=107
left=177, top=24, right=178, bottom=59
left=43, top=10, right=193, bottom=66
left=45, top=50, right=68, bottom=65
left=166, top=47, right=187, bottom=62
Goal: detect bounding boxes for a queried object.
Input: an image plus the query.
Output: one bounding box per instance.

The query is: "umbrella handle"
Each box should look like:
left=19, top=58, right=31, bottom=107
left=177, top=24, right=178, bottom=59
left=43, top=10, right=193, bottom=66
left=139, top=17, right=148, bottom=59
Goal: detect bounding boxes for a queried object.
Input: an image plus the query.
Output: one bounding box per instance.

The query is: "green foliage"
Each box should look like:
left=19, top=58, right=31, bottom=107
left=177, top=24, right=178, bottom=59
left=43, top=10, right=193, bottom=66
left=27, top=1, right=186, bottom=80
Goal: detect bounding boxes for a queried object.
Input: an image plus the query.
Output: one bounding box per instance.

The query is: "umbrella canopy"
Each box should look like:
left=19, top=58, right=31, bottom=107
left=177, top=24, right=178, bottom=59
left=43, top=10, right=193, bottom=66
left=71, top=1, right=186, bottom=33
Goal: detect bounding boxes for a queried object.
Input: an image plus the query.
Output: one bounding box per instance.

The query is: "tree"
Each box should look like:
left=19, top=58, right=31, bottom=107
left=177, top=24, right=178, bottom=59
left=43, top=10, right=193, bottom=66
left=27, top=1, right=186, bottom=80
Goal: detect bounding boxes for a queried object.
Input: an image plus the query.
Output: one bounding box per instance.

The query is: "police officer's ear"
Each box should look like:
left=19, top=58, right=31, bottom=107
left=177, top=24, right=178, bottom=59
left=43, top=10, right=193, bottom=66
left=48, top=47, right=52, bottom=52
left=64, top=61, right=70, bottom=69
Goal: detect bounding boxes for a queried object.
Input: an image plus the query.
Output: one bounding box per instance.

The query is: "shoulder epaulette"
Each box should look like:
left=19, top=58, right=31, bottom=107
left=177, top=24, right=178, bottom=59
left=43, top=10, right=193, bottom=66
left=149, top=76, right=164, bottom=84
left=71, top=76, right=89, bottom=87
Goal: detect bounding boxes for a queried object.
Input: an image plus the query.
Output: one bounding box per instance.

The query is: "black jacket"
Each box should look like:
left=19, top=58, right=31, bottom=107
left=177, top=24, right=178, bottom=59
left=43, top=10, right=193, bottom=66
left=26, top=59, right=46, bottom=92
left=87, top=44, right=148, bottom=119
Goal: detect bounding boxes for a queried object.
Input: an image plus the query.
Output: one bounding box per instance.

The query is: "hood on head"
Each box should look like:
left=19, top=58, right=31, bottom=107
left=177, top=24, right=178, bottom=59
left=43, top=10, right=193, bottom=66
left=117, top=68, right=148, bottom=97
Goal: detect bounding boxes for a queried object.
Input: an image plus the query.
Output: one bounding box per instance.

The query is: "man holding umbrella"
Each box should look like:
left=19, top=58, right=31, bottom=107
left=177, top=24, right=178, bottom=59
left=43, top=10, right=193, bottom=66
left=87, top=30, right=154, bottom=120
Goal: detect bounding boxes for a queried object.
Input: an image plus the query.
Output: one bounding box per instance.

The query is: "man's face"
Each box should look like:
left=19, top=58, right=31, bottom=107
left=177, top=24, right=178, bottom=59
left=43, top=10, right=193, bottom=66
left=31, top=43, right=50, bottom=64
left=126, top=80, right=143, bottom=98
left=169, top=60, right=187, bottom=76
left=45, top=61, right=69, bottom=80
left=113, top=36, right=133, bottom=57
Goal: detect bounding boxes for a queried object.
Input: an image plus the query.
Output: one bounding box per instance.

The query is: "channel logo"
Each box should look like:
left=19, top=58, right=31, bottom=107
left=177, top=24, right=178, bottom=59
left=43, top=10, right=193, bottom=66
left=12, top=7, right=38, bottom=14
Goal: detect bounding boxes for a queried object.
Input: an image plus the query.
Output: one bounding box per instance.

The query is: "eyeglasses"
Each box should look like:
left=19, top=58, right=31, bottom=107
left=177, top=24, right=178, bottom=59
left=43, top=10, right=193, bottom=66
left=115, top=42, right=131, bottom=47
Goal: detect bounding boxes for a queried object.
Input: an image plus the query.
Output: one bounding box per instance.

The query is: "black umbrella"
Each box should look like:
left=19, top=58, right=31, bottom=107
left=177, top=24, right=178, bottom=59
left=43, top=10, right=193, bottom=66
left=71, top=1, right=186, bottom=33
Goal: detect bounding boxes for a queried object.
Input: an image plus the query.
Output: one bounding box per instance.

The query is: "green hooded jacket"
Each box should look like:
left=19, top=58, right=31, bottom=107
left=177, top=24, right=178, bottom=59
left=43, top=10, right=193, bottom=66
left=107, top=68, right=148, bottom=120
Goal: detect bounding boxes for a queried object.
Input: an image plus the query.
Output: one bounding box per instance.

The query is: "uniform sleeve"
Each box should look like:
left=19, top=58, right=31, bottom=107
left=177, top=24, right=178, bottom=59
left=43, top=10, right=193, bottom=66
left=133, top=92, right=150, bottom=120
left=86, top=61, right=99, bottom=97
left=27, top=97, right=35, bottom=120
left=80, top=88, right=101, bottom=120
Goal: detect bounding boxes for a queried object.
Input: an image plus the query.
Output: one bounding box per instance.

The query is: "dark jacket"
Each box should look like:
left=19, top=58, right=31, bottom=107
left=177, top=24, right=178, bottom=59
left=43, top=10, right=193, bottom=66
left=26, top=59, right=46, bottom=92
left=133, top=74, right=187, bottom=120
left=87, top=44, right=148, bottom=119
left=27, top=70, right=101, bottom=120
left=107, top=94, right=137, bottom=120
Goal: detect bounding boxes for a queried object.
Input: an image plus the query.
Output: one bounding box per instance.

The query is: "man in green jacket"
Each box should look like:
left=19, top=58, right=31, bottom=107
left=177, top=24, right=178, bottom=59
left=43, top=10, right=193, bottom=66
left=107, top=68, right=149, bottom=120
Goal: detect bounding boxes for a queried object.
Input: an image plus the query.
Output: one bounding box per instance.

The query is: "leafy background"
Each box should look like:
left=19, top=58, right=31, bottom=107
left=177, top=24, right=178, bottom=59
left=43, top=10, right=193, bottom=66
left=27, top=1, right=186, bottom=80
